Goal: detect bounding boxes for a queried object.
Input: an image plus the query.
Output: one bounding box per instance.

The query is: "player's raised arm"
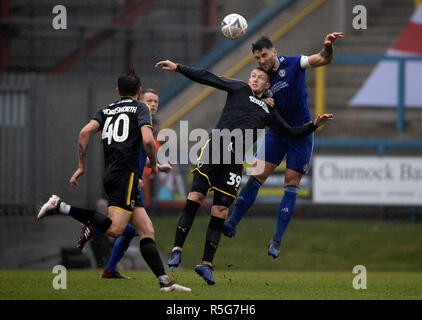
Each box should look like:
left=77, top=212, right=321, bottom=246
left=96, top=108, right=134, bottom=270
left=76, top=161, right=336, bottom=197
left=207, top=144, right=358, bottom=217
left=307, top=32, right=344, bottom=67
left=156, top=60, right=244, bottom=92
left=70, top=120, right=100, bottom=187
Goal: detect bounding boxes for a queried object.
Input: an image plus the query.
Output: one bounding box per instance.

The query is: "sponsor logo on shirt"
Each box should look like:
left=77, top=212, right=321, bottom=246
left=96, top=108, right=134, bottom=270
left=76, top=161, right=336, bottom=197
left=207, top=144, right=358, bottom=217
left=271, top=81, right=289, bottom=94
left=249, top=96, right=269, bottom=113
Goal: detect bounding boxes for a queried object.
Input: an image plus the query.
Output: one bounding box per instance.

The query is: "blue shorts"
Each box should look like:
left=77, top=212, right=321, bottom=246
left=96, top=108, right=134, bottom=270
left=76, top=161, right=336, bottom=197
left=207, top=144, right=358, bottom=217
left=137, top=188, right=146, bottom=208
left=255, top=128, right=314, bottom=175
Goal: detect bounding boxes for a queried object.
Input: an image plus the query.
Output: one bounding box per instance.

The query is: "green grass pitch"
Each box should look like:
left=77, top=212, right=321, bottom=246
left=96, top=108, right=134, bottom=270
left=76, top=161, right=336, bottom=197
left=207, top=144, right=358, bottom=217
left=0, top=270, right=421, bottom=300
left=1, top=217, right=421, bottom=300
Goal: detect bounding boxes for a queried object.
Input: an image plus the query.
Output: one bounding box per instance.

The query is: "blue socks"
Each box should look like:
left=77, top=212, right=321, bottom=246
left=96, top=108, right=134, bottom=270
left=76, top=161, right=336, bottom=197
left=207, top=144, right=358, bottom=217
left=227, top=176, right=262, bottom=226
left=105, top=223, right=138, bottom=271
left=273, top=185, right=299, bottom=244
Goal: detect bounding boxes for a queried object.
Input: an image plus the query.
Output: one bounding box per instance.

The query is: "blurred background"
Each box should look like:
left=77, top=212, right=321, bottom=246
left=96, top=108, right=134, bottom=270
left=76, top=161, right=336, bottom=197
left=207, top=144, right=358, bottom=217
left=0, top=0, right=421, bottom=272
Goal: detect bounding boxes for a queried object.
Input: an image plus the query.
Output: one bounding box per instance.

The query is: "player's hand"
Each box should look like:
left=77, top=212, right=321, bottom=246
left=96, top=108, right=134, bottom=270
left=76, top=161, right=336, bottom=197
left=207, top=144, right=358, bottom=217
left=149, top=164, right=158, bottom=179
left=158, top=163, right=172, bottom=173
left=155, top=60, right=178, bottom=71
left=313, top=113, right=334, bottom=127
left=69, top=167, right=85, bottom=187
left=324, top=32, right=343, bottom=46
left=262, top=97, right=274, bottom=108
left=138, top=179, right=144, bottom=189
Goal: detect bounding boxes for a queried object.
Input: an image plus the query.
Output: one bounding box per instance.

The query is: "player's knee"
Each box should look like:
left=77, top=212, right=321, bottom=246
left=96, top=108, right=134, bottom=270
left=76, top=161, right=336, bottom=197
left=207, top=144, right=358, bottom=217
left=139, top=230, right=155, bottom=240
left=211, top=205, right=229, bottom=219
left=107, top=225, right=124, bottom=238
left=187, top=192, right=205, bottom=204
left=284, top=170, right=302, bottom=186
left=139, top=224, right=155, bottom=239
left=253, top=162, right=274, bottom=183
left=253, top=172, right=267, bottom=183
left=284, top=176, right=301, bottom=186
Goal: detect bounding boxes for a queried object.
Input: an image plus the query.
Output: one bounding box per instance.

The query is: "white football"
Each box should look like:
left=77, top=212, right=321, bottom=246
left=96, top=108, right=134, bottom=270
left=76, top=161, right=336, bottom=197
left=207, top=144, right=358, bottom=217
left=221, top=13, right=248, bottom=40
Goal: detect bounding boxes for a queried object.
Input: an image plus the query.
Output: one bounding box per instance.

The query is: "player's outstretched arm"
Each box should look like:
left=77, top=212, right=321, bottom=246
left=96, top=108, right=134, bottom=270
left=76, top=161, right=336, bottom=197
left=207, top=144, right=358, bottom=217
left=70, top=120, right=99, bottom=187
left=156, top=60, right=244, bottom=92
left=308, top=32, right=344, bottom=67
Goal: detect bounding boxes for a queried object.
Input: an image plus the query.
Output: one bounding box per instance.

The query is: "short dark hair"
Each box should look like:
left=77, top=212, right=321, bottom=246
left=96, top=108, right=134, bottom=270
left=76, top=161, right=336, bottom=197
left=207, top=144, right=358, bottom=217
left=118, top=69, right=141, bottom=96
left=251, top=36, right=274, bottom=52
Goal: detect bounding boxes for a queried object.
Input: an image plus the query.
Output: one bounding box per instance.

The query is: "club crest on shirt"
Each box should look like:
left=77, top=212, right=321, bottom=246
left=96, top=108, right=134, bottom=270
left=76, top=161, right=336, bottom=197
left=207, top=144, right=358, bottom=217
left=279, top=69, right=286, bottom=78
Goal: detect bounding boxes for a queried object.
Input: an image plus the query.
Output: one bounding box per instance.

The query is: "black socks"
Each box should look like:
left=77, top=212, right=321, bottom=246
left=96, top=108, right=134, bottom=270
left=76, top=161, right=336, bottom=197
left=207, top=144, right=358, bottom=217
left=139, top=238, right=166, bottom=278
left=202, top=215, right=225, bottom=263
left=174, top=199, right=200, bottom=248
left=68, top=207, right=112, bottom=233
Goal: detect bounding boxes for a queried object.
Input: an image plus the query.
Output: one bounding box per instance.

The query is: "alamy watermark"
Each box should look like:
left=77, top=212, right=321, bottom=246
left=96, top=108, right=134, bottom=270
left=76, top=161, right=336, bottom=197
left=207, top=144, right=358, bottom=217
left=52, top=5, right=67, bottom=30
left=52, top=5, right=367, bottom=31
left=353, top=5, right=367, bottom=30
left=352, top=265, right=367, bottom=290
left=155, top=122, right=266, bottom=175
left=52, top=265, right=67, bottom=289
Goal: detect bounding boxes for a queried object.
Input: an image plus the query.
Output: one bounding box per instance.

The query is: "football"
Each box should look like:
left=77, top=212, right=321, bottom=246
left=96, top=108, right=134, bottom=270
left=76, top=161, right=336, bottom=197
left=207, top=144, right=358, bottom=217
left=221, top=13, right=248, bottom=40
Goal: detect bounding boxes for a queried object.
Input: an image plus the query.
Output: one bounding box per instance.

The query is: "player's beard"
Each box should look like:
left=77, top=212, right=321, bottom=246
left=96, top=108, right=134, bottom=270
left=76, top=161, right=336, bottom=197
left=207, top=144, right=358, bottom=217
left=269, top=55, right=277, bottom=72
left=262, top=56, right=277, bottom=73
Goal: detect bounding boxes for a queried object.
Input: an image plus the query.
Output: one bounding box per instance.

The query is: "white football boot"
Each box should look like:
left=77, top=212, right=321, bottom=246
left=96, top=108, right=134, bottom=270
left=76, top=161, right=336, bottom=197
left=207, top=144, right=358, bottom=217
left=159, top=275, right=191, bottom=292
left=36, top=194, right=64, bottom=220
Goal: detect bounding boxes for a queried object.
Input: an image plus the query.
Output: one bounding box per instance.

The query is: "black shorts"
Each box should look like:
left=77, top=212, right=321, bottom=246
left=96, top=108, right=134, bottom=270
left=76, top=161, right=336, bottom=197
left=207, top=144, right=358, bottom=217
left=192, top=137, right=243, bottom=200
left=103, top=169, right=142, bottom=213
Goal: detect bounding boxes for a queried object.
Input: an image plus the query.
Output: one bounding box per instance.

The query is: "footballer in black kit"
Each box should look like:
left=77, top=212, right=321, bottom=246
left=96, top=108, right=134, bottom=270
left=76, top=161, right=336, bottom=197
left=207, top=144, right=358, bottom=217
left=156, top=59, right=333, bottom=285
left=93, top=97, right=152, bottom=213
left=36, top=70, right=191, bottom=292
left=176, top=63, right=320, bottom=200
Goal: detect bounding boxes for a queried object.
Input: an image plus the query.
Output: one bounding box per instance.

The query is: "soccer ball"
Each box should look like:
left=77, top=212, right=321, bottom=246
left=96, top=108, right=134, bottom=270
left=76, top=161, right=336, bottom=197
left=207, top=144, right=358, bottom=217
left=221, top=13, right=248, bottom=40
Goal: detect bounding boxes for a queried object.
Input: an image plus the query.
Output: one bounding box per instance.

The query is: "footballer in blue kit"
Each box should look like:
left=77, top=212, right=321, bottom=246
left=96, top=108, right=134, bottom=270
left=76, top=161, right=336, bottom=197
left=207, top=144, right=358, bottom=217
left=224, top=33, right=343, bottom=258
left=257, top=54, right=314, bottom=175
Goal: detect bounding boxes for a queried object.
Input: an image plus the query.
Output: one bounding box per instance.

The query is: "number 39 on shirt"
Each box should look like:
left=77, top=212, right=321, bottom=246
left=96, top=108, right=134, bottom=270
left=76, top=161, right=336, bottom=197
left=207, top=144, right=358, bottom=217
left=227, top=172, right=241, bottom=188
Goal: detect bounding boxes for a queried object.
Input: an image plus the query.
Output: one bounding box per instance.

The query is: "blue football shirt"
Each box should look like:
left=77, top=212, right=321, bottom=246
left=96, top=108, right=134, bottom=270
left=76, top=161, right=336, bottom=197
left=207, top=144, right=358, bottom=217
left=268, top=55, right=312, bottom=127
